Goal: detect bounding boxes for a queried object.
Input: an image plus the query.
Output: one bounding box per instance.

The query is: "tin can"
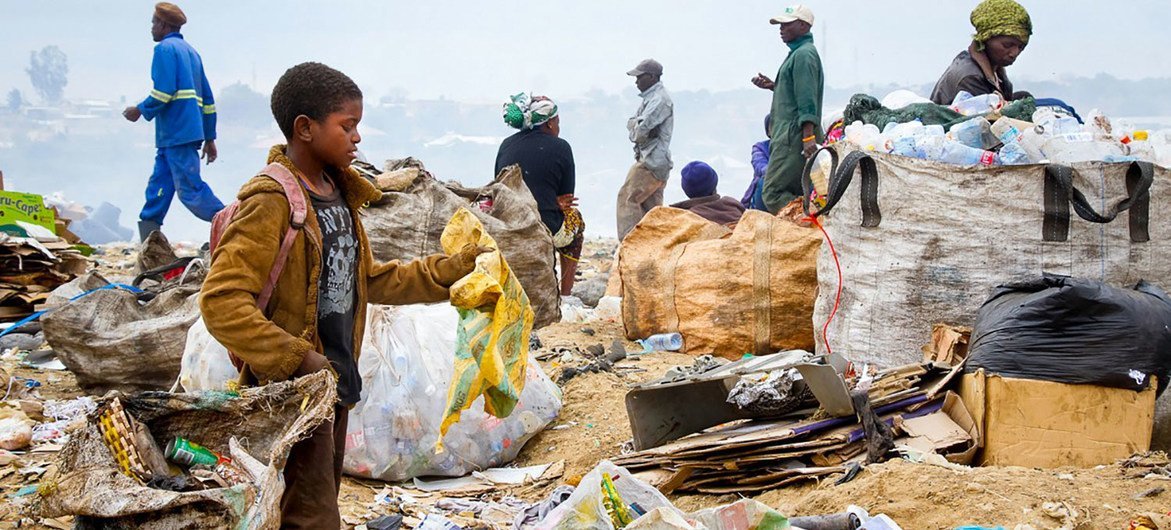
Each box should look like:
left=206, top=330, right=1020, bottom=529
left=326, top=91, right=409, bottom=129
left=165, top=437, right=221, bottom=466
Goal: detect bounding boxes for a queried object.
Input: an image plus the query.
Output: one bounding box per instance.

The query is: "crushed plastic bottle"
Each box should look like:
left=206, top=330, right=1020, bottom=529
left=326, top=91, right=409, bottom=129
left=938, top=141, right=997, bottom=166
left=996, top=141, right=1031, bottom=165
left=947, top=117, right=999, bottom=150
left=950, top=91, right=1003, bottom=116
left=637, top=333, right=683, bottom=352
left=1033, top=107, right=1081, bottom=136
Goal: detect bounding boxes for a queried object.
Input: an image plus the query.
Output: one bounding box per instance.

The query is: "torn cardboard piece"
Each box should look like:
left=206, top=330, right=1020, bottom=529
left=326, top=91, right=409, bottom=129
left=922, top=323, right=970, bottom=366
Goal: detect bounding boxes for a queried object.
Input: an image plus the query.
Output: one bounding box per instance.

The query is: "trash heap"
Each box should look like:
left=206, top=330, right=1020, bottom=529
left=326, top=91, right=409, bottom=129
left=837, top=91, right=1171, bottom=167
left=0, top=190, right=90, bottom=322
left=614, top=354, right=975, bottom=495
left=34, top=371, right=338, bottom=528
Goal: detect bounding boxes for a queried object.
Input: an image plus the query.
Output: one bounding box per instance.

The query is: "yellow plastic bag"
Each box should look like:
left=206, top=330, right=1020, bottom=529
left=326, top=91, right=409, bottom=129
left=438, top=208, right=534, bottom=443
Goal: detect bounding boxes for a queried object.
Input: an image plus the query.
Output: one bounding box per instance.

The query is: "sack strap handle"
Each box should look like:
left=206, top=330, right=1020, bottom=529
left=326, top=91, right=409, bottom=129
left=256, top=162, right=309, bottom=310
left=801, top=147, right=881, bottom=227
left=1042, top=161, right=1153, bottom=242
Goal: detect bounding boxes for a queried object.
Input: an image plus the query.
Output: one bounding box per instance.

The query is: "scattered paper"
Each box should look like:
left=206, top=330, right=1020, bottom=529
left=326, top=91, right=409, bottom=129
left=411, top=461, right=564, bottom=493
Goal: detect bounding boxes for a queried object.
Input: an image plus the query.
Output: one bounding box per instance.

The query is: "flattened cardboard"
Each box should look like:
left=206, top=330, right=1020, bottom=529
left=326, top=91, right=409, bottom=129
left=903, top=412, right=969, bottom=451
left=960, top=370, right=1155, bottom=468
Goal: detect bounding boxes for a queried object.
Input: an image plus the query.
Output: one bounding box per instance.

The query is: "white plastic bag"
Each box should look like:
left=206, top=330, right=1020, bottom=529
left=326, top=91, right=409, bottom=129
left=536, top=461, right=679, bottom=530
left=344, top=303, right=562, bottom=481
left=560, top=296, right=597, bottom=323
left=178, top=316, right=239, bottom=392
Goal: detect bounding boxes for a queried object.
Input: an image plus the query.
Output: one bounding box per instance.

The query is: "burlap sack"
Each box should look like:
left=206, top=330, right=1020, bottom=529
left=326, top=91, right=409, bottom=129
left=361, top=159, right=560, bottom=328
left=35, top=371, right=337, bottom=530
left=620, top=208, right=820, bottom=359
left=44, top=274, right=200, bottom=394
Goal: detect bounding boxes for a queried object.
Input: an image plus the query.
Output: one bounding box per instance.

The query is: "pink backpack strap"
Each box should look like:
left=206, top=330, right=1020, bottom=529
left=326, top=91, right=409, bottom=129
left=255, top=162, right=308, bottom=311
left=208, top=202, right=239, bottom=255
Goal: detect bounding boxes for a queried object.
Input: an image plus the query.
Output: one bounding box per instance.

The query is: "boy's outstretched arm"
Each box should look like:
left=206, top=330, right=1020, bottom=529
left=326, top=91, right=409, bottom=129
left=201, top=192, right=315, bottom=383
left=365, top=243, right=486, bottom=305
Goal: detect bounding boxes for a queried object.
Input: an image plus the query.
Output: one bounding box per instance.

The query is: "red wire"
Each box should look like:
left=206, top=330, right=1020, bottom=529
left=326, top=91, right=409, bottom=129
left=808, top=215, right=842, bottom=355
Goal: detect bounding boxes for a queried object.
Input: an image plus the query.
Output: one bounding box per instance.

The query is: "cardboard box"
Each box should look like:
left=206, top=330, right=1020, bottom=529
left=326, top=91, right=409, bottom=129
left=959, top=370, right=1155, bottom=468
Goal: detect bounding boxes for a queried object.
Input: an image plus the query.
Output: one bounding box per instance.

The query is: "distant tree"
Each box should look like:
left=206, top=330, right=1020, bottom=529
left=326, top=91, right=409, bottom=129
left=216, top=82, right=270, bottom=127
left=6, top=89, right=22, bottom=112
left=26, top=46, right=68, bottom=104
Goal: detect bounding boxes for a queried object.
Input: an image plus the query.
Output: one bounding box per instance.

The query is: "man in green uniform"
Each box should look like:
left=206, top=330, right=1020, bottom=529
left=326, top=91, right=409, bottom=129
left=752, top=4, right=824, bottom=213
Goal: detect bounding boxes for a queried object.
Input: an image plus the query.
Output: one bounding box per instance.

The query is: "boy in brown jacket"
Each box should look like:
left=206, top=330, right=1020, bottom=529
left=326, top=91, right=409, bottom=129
left=200, top=62, right=485, bottom=528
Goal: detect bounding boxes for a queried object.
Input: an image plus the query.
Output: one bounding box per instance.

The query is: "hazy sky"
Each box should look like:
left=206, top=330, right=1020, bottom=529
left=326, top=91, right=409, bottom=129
left=3, top=0, right=1171, bottom=104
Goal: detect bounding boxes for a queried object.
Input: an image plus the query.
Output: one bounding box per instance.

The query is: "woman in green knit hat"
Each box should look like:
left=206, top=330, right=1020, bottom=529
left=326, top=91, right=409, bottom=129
left=930, top=0, right=1033, bottom=105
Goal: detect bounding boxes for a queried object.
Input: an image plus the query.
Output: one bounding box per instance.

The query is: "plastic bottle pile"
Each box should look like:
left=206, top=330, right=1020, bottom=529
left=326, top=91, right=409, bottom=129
left=842, top=91, right=1171, bottom=167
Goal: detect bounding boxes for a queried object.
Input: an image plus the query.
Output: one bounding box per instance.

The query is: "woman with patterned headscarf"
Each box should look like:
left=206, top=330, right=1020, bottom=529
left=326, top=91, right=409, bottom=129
left=930, top=0, right=1033, bottom=105
left=495, top=93, right=584, bottom=296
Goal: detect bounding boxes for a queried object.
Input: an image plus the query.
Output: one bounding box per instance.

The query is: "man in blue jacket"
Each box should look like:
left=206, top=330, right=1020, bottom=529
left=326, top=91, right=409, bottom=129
left=123, top=2, right=224, bottom=241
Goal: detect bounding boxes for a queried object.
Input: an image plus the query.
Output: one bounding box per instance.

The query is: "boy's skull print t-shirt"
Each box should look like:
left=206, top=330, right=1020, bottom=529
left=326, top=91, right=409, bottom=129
left=310, top=186, right=361, bottom=405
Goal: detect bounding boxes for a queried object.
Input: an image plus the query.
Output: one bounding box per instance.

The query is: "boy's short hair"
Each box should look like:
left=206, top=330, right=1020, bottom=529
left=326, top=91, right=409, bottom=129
left=270, top=62, right=363, bottom=139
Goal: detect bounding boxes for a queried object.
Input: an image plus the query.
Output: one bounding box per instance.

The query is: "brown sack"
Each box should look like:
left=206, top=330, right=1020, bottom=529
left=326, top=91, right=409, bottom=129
left=361, top=159, right=560, bottom=328
left=620, top=208, right=820, bottom=359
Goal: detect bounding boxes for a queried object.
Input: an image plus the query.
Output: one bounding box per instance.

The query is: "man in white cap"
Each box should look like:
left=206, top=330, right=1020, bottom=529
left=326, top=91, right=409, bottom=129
left=751, top=5, right=824, bottom=213
left=617, top=58, right=674, bottom=241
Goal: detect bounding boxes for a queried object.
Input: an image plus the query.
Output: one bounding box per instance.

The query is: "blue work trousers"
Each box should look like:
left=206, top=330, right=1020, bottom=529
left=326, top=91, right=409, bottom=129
left=140, top=141, right=225, bottom=224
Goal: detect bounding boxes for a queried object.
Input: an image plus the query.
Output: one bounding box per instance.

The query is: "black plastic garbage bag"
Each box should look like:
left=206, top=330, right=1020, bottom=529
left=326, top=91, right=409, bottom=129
left=967, top=275, right=1171, bottom=395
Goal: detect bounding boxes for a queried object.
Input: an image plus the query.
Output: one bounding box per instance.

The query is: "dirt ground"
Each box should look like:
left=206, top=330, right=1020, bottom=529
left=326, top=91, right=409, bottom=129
left=3, top=239, right=1171, bottom=529
left=5, top=317, right=1171, bottom=530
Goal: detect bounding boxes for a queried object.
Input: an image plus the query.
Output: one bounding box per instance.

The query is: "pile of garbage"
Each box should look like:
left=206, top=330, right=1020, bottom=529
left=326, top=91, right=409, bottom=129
left=0, top=190, right=90, bottom=321
left=533, top=460, right=906, bottom=530
left=0, top=234, right=87, bottom=322
left=615, top=352, right=975, bottom=495
left=838, top=91, right=1171, bottom=167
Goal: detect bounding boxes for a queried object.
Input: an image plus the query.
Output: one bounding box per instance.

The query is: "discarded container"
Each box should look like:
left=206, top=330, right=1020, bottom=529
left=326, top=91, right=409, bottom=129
left=637, top=333, right=683, bottom=352
left=950, top=91, right=1002, bottom=116
left=165, top=437, right=225, bottom=466
left=996, top=141, right=1031, bottom=165
left=844, top=122, right=885, bottom=152
left=990, top=117, right=1045, bottom=162
left=947, top=117, right=998, bottom=150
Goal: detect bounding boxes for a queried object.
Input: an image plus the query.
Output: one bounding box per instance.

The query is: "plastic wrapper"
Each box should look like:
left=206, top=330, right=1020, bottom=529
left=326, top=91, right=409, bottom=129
left=180, top=317, right=241, bottom=392
left=536, top=461, right=678, bottom=530
left=438, top=208, right=536, bottom=439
